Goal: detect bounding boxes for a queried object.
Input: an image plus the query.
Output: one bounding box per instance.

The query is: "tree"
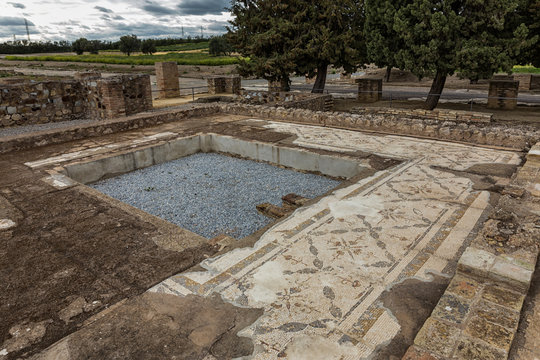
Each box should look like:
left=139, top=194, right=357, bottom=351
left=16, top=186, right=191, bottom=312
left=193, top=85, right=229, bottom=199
left=393, top=0, right=528, bottom=110
left=295, top=1, right=366, bottom=93
left=141, top=39, right=157, bottom=55
left=209, top=35, right=233, bottom=56
left=119, top=34, right=141, bottom=56
left=365, top=0, right=407, bottom=82
left=72, top=38, right=88, bottom=55
left=510, top=0, right=540, bottom=67
left=228, top=0, right=302, bottom=91
left=87, top=40, right=101, bottom=54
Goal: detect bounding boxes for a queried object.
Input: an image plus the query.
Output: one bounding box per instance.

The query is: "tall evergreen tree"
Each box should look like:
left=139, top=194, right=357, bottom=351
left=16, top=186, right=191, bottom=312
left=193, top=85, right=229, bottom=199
left=228, top=0, right=301, bottom=91
left=295, top=1, right=366, bottom=93
left=364, top=0, right=408, bottom=82
left=393, top=0, right=527, bottom=109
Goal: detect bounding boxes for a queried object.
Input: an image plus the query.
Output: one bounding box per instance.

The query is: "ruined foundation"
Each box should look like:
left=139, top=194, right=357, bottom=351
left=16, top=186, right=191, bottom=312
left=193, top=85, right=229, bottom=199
left=155, top=62, right=180, bottom=99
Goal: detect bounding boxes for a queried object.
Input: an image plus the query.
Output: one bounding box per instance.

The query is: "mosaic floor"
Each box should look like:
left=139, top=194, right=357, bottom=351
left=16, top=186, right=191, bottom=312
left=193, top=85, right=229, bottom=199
left=150, top=121, right=521, bottom=359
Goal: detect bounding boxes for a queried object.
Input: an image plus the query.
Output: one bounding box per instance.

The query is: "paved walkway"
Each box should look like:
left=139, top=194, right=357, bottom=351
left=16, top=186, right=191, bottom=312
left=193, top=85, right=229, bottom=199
left=149, top=121, right=520, bottom=359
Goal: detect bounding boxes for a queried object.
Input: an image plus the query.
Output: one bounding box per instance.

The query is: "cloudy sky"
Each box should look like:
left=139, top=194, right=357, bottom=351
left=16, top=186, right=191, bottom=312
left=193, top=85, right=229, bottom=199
left=1, top=0, right=232, bottom=42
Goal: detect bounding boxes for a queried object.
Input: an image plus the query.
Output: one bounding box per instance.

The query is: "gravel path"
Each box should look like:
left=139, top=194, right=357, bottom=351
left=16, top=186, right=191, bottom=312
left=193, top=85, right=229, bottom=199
left=0, top=119, right=96, bottom=138
left=91, top=153, right=340, bottom=239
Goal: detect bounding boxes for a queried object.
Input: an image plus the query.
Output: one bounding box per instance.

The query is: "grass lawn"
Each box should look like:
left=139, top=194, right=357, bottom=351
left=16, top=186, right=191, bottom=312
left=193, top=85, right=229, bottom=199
left=5, top=51, right=240, bottom=66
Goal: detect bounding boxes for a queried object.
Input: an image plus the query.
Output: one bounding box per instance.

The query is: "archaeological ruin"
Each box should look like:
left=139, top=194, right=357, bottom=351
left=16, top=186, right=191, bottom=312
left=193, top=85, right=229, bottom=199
left=0, top=68, right=539, bottom=360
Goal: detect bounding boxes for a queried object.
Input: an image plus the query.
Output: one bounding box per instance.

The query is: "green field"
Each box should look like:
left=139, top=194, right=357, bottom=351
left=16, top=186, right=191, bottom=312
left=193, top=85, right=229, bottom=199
left=5, top=51, right=240, bottom=66
left=512, top=65, right=540, bottom=74
left=156, top=41, right=210, bottom=52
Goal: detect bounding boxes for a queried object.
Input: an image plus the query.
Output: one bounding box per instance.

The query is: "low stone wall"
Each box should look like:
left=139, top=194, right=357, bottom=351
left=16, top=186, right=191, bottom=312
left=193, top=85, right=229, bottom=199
left=239, top=91, right=333, bottom=111
left=0, top=105, right=220, bottom=154
left=351, top=107, right=492, bottom=123
left=220, top=103, right=540, bottom=150
left=1, top=80, right=87, bottom=127
left=0, top=74, right=152, bottom=128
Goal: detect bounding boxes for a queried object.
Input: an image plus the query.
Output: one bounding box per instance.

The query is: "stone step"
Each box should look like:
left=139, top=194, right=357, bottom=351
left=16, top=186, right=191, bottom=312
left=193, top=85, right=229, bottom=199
left=282, top=193, right=309, bottom=207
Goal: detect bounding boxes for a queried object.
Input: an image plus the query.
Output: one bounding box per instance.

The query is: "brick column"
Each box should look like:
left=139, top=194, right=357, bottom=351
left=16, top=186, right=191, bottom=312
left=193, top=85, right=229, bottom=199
left=97, top=78, right=126, bottom=118
left=530, top=75, right=540, bottom=90
left=155, top=62, right=180, bottom=98
left=224, top=76, right=241, bottom=94
left=356, top=78, right=382, bottom=102
left=487, top=80, right=519, bottom=110
left=207, top=76, right=225, bottom=94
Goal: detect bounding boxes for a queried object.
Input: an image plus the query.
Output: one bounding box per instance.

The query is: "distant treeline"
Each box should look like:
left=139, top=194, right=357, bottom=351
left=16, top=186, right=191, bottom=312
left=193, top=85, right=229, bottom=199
left=0, top=37, right=210, bottom=55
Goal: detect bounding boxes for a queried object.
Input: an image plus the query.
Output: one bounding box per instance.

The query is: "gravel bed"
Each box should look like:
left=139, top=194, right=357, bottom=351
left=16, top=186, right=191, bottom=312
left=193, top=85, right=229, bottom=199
left=0, top=119, right=96, bottom=138
left=91, top=153, right=340, bottom=239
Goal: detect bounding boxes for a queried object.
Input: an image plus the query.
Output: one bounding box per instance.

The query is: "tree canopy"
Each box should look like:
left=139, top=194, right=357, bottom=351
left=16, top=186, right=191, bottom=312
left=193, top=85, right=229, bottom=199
left=119, top=34, right=141, bottom=56
left=393, top=0, right=528, bottom=109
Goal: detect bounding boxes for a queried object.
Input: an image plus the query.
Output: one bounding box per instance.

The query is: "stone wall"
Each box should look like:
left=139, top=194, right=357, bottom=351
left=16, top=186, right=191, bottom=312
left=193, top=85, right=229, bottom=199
left=1, top=80, right=87, bottom=127
left=239, top=91, right=333, bottom=112
left=356, top=78, right=382, bottom=102
left=351, top=107, right=492, bottom=123
left=0, top=74, right=153, bottom=128
left=207, top=76, right=241, bottom=95
left=155, top=62, right=180, bottom=98
left=487, top=80, right=519, bottom=110
left=220, top=103, right=540, bottom=150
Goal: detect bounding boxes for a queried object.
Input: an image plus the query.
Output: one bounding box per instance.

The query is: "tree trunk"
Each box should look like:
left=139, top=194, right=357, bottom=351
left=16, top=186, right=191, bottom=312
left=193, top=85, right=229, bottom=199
left=424, top=71, right=447, bottom=110
left=312, top=63, right=328, bottom=93
left=385, top=66, right=392, bottom=82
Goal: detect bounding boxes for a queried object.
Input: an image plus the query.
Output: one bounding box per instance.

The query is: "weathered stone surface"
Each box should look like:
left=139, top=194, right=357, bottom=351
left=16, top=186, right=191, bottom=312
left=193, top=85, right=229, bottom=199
left=402, top=345, right=443, bottom=360
left=431, top=293, right=470, bottom=325
left=446, top=274, right=481, bottom=300
left=414, top=318, right=460, bottom=357
left=473, top=300, right=520, bottom=330
left=464, top=316, right=514, bottom=351
left=481, top=285, right=525, bottom=311
left=489, top=257, right=533, bottom=293
left=457, top=247, right=496, bottom=278
left=455, top=337, right=507, bottom=360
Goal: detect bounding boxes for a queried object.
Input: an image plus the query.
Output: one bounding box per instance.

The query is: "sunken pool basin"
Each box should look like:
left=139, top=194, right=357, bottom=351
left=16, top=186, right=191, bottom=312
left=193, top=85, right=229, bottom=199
left=62, top=134, right=370, bottom=239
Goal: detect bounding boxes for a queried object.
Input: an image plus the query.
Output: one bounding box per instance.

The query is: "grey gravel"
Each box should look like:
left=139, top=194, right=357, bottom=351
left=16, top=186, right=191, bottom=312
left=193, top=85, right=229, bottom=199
left=91, top=153, right=340, bottom=239
left=0, top=119, right=96, bottom=138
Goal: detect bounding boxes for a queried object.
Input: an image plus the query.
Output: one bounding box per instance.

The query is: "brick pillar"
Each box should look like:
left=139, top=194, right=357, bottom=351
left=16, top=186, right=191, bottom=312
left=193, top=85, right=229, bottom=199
left=530, top=75, right=540, bottom=90
left=356, top=78, right=382, bottom=102
left=487, top=80, right=519, bottom=110
left=224, top=76, right=241, bottom=94
left=207, top=76, right=225, bottom=94
left=97, top=78, right=126, bottom=118
left=155, top=61, right=180, bottom=98
left=268, top=80, right=288, bottom=92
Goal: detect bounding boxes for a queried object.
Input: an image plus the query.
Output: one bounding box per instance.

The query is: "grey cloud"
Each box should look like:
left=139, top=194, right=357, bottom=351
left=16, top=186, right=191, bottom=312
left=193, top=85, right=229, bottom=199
left=8, top=2, right=26, bottom=9
left=0, top=16, right=35, bottom=27
left=94, top=6, right=113, bottom=13
left=177, top=0, right=229, bottom=15
left=113, top=15, right=125, bottom=20
left=142, top=1, right=176, bottom=16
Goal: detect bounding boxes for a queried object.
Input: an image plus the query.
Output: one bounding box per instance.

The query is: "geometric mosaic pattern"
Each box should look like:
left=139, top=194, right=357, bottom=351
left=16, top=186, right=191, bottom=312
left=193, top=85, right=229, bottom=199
left=150, top=122, right=521, bottom=359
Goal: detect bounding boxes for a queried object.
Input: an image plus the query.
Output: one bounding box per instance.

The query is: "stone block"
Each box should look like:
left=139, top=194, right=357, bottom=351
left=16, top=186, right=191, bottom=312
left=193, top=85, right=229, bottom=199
left=355, top=78, right=382, bottom=102
left=464, top=316, right=514, bottom=351
left=472, top=300, right=520, bottom=330
left=487, top=80, right=519, bottom=110
left=207, top=76, right=241, bottom=95
left=402, top=346, right=443, bottom=360
left=457, top=247, right=496, bottom=278
left=414, top=318, right=460, bottom=357
left=454, top=337, right=507, bottom=360
left=488, top=257, right=533, bottom=293
left=431, top=293, right=470, bottom=325
left=481, top=285, right=525, bottom=311
left=446, top=274, right=481, bottom=299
